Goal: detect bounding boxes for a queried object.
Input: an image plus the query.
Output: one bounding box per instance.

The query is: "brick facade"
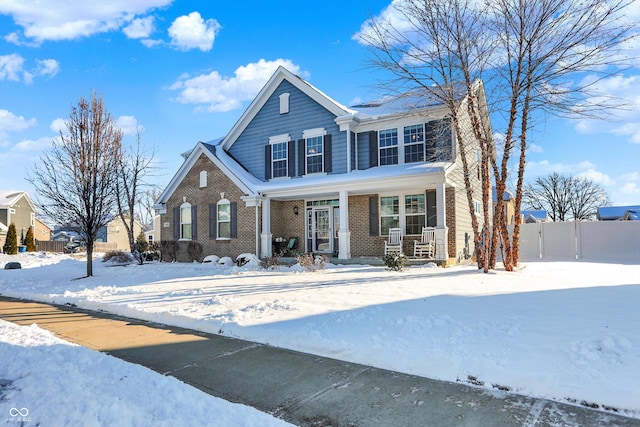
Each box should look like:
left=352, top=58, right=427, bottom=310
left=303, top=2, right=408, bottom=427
left=160, top=153, right=257, bottom=261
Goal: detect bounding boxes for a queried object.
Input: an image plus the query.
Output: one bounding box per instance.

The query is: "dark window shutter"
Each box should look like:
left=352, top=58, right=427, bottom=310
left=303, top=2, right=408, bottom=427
left=209, top=203, right=217, bottom=239
left=298, top=139, right=305, bottom=176
left=288, top=140, right=296, bottom=177
left=191, top=205, right=198, bottom=240
left=369, top=195, right=379, bottom=236
left=368, top=131, right=378, bottom=168
left=324, top=134, right=332, bottom=173
left=264, top=145, right=272, bottom=180
left=173, top=207, right=180, bottom=240
left=230, top=202, right=237, bottom=238
left=426, top=190, right=437, bottom=227
left=351, top=131, right=357, bottom=170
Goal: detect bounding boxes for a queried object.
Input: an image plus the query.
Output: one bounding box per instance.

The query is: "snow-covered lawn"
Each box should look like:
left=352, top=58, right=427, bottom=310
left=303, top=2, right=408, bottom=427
left=1, top=252, right=639, bottom=421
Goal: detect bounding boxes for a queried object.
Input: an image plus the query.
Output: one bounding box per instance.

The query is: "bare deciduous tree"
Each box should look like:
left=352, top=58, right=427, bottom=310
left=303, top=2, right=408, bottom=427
left=524, top=173, right=610, bottom=221
left=358, top=0, right=635, bottom=271
left=114, top=127, right=156, bottom=264
left=29, top=93, right=122, bottom=277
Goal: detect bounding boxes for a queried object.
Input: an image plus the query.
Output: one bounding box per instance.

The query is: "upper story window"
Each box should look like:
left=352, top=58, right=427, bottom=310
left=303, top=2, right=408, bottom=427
left=379, top=128, right=398, bottom=166
left=199, top=170, right=207, bottom=188
left=217, top=198, right=231, bottom=239
left=302, top=128, right=326, bottom=175
left=306, top=136, right=324, bottom=173
left=404, top=124, right=425, bottom=163
left=271, top=141, right=288, bottom=178
left=180, top=202, right=192, bottom=240
left=373, top=118, right=453, bottom=168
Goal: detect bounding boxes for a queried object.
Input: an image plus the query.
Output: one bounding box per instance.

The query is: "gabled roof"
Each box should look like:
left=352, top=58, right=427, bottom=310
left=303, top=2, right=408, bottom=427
left=0, top=190, right=36, bottom=212
left=597, top=205, right=640, bottom=220
left=222, top=66, right=354, bottom=150
left=521, top=210, right=548, bottom=222
left=155, top=138, right=258, bottom=207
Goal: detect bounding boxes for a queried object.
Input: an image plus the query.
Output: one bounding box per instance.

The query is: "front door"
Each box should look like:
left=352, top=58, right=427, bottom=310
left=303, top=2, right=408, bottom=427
left=308, top=207, right=332, bottom=253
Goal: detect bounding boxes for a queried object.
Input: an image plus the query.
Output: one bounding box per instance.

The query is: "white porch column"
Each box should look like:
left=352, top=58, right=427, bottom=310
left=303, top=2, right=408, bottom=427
left=260, top=197, right=272, bottom=258
left=435, top=181, right=448, bottom=261
left=338, top=190, right=351, bottom=259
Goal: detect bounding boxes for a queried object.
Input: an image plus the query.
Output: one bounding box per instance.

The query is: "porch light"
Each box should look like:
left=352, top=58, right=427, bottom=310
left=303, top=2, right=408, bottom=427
left=293, top=206, right=299, bottom=216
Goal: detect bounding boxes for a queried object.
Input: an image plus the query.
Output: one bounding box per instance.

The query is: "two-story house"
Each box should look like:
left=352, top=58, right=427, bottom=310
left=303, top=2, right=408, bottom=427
left=155, top=67, right=488, bottom=263
left=0, top=191, right=37, bottom=250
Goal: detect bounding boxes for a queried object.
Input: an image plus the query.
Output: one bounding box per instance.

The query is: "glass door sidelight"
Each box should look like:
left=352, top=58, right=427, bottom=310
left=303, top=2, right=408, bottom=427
left=307, top=207, right=332, bottom=253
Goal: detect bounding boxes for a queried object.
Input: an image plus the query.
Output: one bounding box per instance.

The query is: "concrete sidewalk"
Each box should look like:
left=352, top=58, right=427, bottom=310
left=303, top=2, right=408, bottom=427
left=1, top=296, right=638, bottom=427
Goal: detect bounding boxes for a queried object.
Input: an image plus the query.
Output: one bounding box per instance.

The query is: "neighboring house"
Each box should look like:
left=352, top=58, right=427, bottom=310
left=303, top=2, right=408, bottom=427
left=34, top=218, right=52, bottom=241
left=154, top=66, right=490, bottom=262
left=144, top=215, right=161, bottom=245
left=493, top=188, right=517, bottom=225
left=0, top=191, right=36, bottom=250
left=96, top=215, right=143, bottom=250
left=521, top=210, right=549, bottom=223
left=596, top=205, right=640, bottom=221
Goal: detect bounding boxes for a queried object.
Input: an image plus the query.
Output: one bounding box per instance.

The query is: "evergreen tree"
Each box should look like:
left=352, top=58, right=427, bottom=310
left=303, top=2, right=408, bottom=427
left=135, top=231, right=149, bottom=253
left=25, top=226, right=36, bottom=252
left=3, top=223, right=18, bottom=255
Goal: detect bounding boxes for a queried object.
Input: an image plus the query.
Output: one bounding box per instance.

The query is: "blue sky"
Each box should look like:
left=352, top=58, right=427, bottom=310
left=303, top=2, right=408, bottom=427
left=1, top=0, right=639, bottom=207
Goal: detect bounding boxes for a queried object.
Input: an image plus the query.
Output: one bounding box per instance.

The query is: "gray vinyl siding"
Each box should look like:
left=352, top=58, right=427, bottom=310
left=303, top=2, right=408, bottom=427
left=228, top=80, right=346, bottom=180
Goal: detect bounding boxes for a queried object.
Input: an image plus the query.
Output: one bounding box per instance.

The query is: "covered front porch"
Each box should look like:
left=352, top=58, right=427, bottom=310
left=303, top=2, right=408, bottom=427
left=253, top=180, right=450, bottom=262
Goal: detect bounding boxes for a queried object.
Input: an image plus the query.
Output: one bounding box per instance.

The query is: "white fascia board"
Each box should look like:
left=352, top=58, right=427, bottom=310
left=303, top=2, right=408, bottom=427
left=258, top=166, right=447, bottom=199
left=222, top=66, right=353, bottom=151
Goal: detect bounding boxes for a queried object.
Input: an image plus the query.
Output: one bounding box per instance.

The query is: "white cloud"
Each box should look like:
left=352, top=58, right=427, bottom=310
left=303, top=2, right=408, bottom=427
left=13, top=136, right=55, bottom=152
left=0, top=109, right=37, bottom=137
left=35, top=59, right=60, bottom=77
left=123, top=16, right=155, bottom=39
left=353, top=0, right=412, bottom=46
left=168, top=11, right=220, bottom=52
left=574, top=74, right=640, bottom=144
left=50, top=118, right=66, bottom=133
left=170, top=59, right=305, bottom=112
left=575, top=169, right=615, bottom=187
left=116, top=116, right=143, bottom=136
left=0, top=0, right=172, bottom=44
left=0, top=54, right=60, bottom=83
left=527, top=143, right=544, bottom=153
left=0, top=53, right=24, bottom=81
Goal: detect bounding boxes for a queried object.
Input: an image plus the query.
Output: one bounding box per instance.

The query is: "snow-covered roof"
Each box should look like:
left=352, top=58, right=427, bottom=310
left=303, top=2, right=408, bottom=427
left=521, top=210, right=548, bottom=222
left=0, top=190, right=36, bottom=212
left=597, top=205, right=640, bottom=221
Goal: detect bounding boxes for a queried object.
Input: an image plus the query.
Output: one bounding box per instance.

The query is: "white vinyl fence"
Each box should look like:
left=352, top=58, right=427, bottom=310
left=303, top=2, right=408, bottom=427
left=508, top=221, right=640, bottom=263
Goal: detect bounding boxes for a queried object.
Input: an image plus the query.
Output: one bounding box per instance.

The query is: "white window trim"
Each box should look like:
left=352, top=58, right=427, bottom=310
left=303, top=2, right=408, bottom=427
left=216, top=198, right=231, bottom=240
left=302, top=128, right=326, bottom=139
left=179, top=202, right=192, bottom=241
left=403, top=124, right=425, bottom=163
left=269, top=134, right=290, bottom=180
left=378, top=128, right=399, bottom=166
left=375, top=118, right=453, bottom=166
left=379, top=192, right=427, bottom=236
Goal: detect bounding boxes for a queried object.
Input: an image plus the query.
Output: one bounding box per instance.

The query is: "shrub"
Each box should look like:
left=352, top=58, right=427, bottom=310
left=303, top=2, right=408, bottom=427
left=383, top=253, right=409, bottom=271
left=3, top=223, right=18, bottom=255
left=25, top=226, right=36, bottom=252
left=296, top=252, right=328, bottom=272
left=102, top=250, right=134, bottom=263
left=160, top=240, right=179, bottom=262
left=135, top=231, right=149, bottom=253
left=187, top=241, right=203, bottom=262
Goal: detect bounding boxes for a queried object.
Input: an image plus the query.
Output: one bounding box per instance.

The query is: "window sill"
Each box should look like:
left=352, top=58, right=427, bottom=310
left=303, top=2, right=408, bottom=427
left=303, top=172, right=327, bottom=177
left=216, top=237, right=231, bottom=241
left=269, top=176, right=291, bottom=181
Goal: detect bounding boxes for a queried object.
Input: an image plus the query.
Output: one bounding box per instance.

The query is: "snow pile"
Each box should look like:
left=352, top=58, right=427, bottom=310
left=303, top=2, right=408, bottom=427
left=0, top=253, right=639, bottom=419
left=0, top=320, right=291, bottom=426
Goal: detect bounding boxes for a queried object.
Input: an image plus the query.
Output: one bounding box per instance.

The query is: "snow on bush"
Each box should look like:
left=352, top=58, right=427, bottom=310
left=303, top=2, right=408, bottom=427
left=202, top=255, right=220, bottom=264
